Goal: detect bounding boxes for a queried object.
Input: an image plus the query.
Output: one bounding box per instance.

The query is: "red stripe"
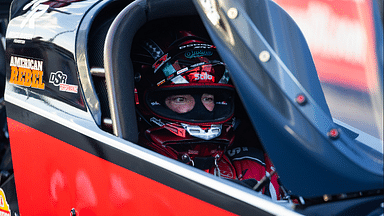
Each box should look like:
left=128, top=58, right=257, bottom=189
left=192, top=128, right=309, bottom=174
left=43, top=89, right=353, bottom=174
left=8, top=118, right=237, bottom=215
left=0, top=208, right=10, bottom=214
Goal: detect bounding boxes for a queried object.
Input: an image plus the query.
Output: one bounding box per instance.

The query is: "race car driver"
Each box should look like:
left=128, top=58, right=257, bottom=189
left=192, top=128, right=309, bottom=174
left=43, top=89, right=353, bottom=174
left=131, top=20, right=282, bottom=200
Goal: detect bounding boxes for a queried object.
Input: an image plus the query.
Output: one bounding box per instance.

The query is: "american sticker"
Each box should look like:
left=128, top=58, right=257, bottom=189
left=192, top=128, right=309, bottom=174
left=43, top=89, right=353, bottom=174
left=9, top=56, right=45, bottom=90
left=49, top=71, right=78, bottom=94
left=0, top=188, right=10, bottom=216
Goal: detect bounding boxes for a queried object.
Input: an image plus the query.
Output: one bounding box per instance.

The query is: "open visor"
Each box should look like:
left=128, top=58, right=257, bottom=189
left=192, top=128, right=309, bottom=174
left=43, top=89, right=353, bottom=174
left=145, top=85, right=235, bottom=124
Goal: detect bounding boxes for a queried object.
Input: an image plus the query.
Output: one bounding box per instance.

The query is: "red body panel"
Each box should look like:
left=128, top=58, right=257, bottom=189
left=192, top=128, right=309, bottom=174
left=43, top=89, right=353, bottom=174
left=8, top=118, right=237, bottom=215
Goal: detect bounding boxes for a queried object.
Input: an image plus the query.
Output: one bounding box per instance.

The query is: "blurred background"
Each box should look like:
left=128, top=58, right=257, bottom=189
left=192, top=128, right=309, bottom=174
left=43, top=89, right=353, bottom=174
left=273, top=0, right=383, bottom=141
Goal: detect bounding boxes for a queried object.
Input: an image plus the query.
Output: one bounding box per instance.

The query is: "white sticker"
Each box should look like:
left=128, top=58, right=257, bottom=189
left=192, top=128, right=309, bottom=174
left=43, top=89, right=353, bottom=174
left=0, top=188, right=11, bottom=216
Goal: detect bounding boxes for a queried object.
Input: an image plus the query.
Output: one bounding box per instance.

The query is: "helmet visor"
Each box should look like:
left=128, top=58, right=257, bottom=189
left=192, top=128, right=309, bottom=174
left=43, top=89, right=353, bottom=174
left=146, top=85, right=235, bottom=124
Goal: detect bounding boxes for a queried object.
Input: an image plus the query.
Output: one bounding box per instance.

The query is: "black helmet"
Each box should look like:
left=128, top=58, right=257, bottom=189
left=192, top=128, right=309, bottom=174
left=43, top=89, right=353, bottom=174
left=132, top=27, right=236, bottom=166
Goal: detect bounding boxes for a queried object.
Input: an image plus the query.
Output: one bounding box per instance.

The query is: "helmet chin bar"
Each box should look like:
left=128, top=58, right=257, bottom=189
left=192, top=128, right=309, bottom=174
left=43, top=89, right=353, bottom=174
left=180, top=123, right=222, bottom=140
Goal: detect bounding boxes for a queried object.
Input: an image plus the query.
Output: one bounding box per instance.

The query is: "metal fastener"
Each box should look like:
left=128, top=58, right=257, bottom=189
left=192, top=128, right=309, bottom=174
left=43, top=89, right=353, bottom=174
left=295, top=94, right=307, bottom=105
left=259, top=50, right=271, bottom=62
left=323, top=194, right=331, bottom=202
left=181, top=154, right=189, bottom=161
left=227, top=8, right=238, bottom=19
left=134, top=72, right=142, bottom=82
left=327, top=128, right=340, bottom=140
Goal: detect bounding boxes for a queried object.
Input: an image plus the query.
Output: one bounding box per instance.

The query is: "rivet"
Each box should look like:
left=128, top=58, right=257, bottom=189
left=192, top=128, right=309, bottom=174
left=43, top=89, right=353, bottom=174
left=227, top=8, right=238, bottom=19
left=259, top=50, right=270, bottom=62
left=327, top=128, right=340, bottom=140
left=295, top=94, right=307, bottom=105
left=181, top=154, right=189, bottom=160
left=134, top=73, right=141, bottom=82
left=323, top=194, right=331, bottom=202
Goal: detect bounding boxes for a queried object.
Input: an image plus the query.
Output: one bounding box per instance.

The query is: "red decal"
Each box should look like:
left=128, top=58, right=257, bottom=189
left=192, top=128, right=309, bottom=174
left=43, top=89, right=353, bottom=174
left=59, top=83, right=78, bottom=93
left=165, top=124, right=186, bottom=137
left=152, top=54, right=169, bottom=71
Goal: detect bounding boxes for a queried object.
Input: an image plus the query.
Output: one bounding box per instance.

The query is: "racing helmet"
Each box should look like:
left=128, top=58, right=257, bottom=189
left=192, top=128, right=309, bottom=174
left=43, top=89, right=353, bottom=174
left=132, top=30, right=236, bottom=167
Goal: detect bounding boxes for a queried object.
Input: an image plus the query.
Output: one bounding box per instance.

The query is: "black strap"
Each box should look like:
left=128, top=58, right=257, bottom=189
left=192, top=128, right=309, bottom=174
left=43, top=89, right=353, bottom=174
left=193, top=157, right=215, bottom=170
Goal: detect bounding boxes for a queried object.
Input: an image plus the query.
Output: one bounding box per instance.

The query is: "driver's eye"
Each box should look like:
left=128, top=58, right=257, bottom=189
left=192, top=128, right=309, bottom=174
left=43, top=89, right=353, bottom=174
left=173, top=97, right=187, bottom=103
left=165, top=94, right=195, bottom=113
left=201, top=93, right=215, bottom=111
left=202, top=95, right=214, bottom=102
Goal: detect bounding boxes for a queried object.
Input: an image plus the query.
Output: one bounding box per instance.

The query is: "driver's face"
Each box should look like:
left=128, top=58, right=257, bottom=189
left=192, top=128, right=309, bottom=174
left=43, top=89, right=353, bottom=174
left=165, top=93, right=215, bottom=114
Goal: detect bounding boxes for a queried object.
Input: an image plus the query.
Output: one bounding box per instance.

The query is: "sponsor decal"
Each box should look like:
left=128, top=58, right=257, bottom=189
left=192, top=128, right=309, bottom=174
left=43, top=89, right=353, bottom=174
left=165, top=124, right=186, bottom=138
left=194, top=73, right=213, bottom=81
left=59, top=83, right=78, bottom=93
left=166, top=74, right=175, bottom=81
left=9, top=56, right=45, bottom=90
left=152, top=54, right=170, bottom=73
left=150, top=101, right=160, bottom=106
left=170, top=75, right=189, bottom=84
left=0, top=189, right=11, bottom=216
left=176, top=67, right=189, bottom=75
left=227, top=147, right=249, bottom=157
left=49, top=71, right=78, bottom=93
left=190, top=62, right=206, bottom=68
left=162, top=62, right=176, bottom=77
left=185, top=50, right=213, bottom=59
left=21, top=0, right=84, bottom=28
left=150, top=117, right=165, bottom=127
left=49, top=71, right=67, bottom=86
left=216, top=101, right=228, bottom=105
left=179, top=43, right=214, bottom=50
left=156, top=79, right=166, bottom=86
left=188, top=150, right=199, bottom=155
